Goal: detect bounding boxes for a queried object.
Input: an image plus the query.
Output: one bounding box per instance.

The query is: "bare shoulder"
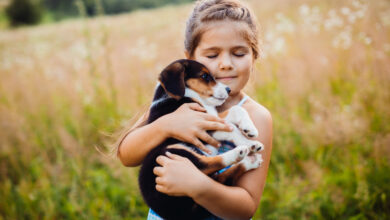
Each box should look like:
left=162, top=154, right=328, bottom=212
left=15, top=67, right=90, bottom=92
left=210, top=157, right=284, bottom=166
left=244, top=97, right=273, bottom=128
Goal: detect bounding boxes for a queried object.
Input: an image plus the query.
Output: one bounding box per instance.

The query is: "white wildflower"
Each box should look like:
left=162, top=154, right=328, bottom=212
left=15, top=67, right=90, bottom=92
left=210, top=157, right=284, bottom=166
left=364, top=37, right=372, bottom=45
left=358, top=32, right=372, bottom=45
left=355, top=9, right=365, bottom=19
left=380, top=11, right=390, bottom=27
left=332, top=27, right=352, bottom=49
left=299, top=4, right=310, bottom=16
left=273, top=37, right=286, bottom=54
left=341, top=7, right=351, bottom=16
left=300, top=5, right=323, bottom=33
left=265, top=31, right=276, bottom=42
left=275, top=13, right=295, bottom=34
left=324, top=10, right=343, bottom=30
left=348, top=14, right=357, bottom=24
left=352, top=0, right=363, bottom=9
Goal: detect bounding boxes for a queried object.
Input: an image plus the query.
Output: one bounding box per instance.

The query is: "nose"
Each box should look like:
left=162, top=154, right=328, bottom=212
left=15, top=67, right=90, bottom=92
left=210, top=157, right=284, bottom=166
left=225, top=87, right=231, bottom=94
left=218, top=53, right=233, bottom=71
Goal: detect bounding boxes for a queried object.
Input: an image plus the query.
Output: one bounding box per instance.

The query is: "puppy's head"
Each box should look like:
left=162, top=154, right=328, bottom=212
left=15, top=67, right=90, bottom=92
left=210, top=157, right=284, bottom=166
left=159, top=59, right=230, bottom=106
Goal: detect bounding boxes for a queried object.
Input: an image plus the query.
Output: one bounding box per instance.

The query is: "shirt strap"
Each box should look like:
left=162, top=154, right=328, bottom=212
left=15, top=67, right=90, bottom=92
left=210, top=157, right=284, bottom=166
left=236, top=95, right=249, bottom=107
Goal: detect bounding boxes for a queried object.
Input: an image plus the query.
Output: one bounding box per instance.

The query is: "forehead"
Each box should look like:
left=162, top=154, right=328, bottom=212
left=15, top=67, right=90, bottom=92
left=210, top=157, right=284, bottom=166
left=197, top=20, right=252, bottom=50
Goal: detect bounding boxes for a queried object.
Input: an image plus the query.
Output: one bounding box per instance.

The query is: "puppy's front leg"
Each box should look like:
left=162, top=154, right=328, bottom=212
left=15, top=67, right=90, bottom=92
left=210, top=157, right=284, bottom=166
left=225, top=106, right=258, bottom=138
left=199, top=145, right=250, bottom=175
left=167, top=144, right=250, bottom=175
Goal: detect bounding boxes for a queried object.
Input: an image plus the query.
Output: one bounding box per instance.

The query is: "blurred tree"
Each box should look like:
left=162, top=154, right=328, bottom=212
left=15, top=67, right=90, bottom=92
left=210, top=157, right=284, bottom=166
left=5, top=0, right=42, bottom=26
left=42, top=0, right=194, bottom=20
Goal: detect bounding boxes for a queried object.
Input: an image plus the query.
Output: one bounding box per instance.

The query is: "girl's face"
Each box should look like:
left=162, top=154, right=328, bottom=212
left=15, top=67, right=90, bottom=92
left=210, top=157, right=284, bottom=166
left=190, top=20, right=254, bottom=96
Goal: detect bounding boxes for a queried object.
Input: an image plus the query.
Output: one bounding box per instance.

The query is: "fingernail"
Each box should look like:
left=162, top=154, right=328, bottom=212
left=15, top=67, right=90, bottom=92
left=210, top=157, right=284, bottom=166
left=166, top=151, right=172, bottom=156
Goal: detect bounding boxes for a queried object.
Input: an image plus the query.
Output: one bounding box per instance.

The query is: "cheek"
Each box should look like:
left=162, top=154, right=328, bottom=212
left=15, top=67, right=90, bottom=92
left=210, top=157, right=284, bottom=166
left=236, top=59, right=252, bottom=78
left=193, top=57, right=218, bottom=76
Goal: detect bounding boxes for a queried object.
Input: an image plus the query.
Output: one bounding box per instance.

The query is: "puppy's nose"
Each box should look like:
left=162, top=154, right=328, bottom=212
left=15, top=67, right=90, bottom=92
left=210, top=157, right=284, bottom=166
left=225, top=87, right=231, bottom=94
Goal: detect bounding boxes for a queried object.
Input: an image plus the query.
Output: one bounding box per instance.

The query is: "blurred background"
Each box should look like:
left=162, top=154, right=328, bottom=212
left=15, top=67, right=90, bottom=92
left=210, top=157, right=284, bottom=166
left=0, top=0, right=389, bottom=219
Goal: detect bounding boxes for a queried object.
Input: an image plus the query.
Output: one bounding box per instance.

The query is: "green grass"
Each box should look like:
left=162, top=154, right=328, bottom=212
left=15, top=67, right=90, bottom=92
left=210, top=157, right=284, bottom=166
left=0, top=0, right=389, bottom=219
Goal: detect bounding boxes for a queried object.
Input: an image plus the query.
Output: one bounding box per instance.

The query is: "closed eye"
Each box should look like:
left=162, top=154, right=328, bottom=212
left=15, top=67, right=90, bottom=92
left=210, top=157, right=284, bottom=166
left=234, top=53, right=245, bottom=57
left=207, top=54, right=218, bottom=59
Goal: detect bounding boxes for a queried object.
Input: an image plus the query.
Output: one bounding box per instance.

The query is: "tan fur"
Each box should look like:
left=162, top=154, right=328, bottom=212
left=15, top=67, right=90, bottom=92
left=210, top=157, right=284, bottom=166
left=166, top=144, right=228, bottom=175
left=187, top=78, right=214, bottom=98
left=215, top=164, right=247, bottom=185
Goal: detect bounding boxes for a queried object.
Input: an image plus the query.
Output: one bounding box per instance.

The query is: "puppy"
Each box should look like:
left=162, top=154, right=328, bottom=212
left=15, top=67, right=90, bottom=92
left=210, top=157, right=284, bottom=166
left=138, top=59, right=264, bottom=220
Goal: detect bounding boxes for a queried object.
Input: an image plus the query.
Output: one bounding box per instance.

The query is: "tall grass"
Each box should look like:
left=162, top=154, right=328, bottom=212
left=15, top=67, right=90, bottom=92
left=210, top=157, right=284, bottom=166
left=0, top=0, right=389, bottom=219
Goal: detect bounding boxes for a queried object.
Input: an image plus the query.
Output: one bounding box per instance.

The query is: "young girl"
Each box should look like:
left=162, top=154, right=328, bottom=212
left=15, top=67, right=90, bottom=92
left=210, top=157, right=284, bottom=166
left=116, top=0, right=273, bottom=219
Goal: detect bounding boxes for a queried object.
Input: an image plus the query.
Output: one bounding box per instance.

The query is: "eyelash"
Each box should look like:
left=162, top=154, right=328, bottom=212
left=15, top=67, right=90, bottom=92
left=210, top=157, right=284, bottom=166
left=206, top=53, right=246, bottom=59
left=234, top=53, right=245, bottom=57
left=207, top=55, right=218, bottom=59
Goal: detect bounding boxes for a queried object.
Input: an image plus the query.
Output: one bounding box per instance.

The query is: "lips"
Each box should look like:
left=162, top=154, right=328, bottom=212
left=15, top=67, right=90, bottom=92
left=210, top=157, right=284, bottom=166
left=216, top=76, right=237, bottom=81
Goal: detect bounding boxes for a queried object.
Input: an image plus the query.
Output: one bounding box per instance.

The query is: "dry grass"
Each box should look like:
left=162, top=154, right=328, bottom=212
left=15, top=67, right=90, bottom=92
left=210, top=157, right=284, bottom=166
left=0, top=0, right=389, bottom=219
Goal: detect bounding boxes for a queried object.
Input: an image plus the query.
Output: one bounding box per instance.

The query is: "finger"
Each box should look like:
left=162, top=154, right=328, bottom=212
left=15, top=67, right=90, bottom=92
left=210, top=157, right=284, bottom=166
left=191, top=138, right=212, bottom=154
left=156, top=184, right=166, bottom=193
left=197, top=131, right=220, bottom=148
left=153, top=166, right=164, bottom=176
left=155, top=177, right=164, bottom=184
left=202, top=121, right=233, bottom=132
left=166, top=151, right=187, bottom=161
left=156, top=155, right=170, bottom=166
left=187, top=103, right=206, bottom=112
left=203, top=114, right=225, bottom=123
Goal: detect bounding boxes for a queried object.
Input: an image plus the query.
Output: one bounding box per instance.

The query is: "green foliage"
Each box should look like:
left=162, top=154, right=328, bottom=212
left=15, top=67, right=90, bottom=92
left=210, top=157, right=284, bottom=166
left=42, top=0, right=194, bottom=20
left=5, top=0, right=42, bottom=26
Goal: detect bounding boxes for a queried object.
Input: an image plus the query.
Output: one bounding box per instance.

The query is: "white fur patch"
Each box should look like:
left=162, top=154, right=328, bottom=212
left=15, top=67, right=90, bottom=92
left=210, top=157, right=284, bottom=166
left=220, top=145, right=249, bottom=165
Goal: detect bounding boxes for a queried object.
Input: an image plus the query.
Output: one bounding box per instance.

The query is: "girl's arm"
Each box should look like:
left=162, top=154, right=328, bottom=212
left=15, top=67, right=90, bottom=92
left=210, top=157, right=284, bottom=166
left=117, top=103, right=233, bottom=167
left=154, top=101, right=273, bottom=219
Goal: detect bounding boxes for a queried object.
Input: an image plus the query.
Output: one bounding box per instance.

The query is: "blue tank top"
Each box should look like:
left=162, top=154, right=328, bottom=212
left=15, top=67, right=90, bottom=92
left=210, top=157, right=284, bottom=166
left=147, top=96, right=250, bottom=220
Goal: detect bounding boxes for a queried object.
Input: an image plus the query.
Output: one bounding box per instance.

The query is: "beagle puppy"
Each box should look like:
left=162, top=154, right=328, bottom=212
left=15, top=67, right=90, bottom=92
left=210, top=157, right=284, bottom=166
left=138, top=59, right=264, bottom=220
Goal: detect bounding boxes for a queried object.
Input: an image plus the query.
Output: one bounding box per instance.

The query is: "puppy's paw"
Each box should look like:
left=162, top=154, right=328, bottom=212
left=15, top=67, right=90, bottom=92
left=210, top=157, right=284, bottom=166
left=239, top=153, right=263, bottom=171
left=221, top=145, right=249, bottom=166
left=249, top=141, right=264, bottom=153
left=233, top=145, right=249, bottom=162
left=238, top=120, right=258, bottom=138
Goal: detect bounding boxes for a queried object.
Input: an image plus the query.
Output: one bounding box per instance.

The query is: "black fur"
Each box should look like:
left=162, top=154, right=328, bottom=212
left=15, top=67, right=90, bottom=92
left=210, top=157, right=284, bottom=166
left=138, top=60, right=219, bottom=220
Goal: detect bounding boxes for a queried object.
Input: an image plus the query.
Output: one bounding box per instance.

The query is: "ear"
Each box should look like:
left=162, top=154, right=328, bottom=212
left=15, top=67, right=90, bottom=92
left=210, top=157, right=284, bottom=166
left=158, top=60, right=187, bottom=100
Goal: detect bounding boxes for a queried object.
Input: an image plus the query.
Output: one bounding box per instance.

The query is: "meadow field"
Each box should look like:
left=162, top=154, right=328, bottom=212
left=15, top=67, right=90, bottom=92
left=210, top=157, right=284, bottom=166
left=0, top=0, right=389, bottom=219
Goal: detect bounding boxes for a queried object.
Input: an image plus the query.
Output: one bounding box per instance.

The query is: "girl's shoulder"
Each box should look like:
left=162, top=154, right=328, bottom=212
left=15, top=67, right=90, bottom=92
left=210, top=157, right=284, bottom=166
left=243, top=97, right=272, bottom=126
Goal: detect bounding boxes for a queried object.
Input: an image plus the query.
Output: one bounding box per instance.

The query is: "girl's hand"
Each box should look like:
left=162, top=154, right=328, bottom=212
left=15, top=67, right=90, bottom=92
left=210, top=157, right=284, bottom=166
left=153, top=152, right=208, bottom=197
left=156, top=103, right=232, bottom=154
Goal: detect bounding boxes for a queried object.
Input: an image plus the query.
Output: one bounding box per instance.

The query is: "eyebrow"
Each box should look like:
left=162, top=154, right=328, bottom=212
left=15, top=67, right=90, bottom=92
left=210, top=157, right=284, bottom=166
left=202, top=46, right=250, bottom=51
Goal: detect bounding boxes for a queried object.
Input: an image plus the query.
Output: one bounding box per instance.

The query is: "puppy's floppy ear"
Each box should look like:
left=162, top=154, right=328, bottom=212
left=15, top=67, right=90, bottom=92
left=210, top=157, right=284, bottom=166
left=158, top=60, right=188, bottom=100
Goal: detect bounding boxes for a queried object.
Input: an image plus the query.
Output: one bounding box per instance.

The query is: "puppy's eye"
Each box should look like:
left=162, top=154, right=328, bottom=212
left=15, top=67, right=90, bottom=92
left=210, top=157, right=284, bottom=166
left=201, top=73, right=210, bottom=82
